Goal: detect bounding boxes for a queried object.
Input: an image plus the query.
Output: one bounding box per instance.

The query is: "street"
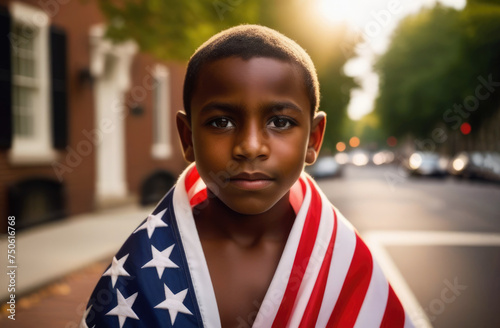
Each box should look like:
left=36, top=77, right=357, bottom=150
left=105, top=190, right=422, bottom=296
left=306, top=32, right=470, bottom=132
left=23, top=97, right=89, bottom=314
left=317, top=164, right=500, bottom=328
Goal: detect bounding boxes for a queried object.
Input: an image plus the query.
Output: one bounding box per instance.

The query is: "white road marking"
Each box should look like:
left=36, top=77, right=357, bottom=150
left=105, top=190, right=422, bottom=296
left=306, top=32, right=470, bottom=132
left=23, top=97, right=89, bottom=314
left=363, top=230, right=500, bottom=328
left=365, top=231, right=500, bottom=246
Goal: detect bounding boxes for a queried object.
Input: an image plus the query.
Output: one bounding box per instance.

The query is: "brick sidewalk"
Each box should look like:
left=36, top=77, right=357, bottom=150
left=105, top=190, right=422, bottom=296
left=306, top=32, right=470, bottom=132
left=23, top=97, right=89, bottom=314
left=0, top=258, right=110, bottom=328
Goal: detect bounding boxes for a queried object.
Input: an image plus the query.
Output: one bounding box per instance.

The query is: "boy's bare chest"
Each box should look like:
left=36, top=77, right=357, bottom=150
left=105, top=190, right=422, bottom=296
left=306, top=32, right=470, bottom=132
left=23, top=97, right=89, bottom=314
left=201, top=239, right=284, bottom=328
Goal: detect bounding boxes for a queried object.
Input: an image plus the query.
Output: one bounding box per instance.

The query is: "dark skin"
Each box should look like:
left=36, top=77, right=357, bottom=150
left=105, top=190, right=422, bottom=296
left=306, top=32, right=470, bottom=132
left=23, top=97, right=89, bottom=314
left=177, top=56, right=326, bottom=327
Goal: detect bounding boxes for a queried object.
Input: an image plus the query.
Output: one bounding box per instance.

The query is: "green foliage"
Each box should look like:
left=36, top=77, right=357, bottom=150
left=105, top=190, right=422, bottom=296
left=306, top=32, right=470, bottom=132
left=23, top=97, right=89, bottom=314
left=459, top=2, right=500, bottom=131
left=99, top=0, right=261, bottom=60
left=467, top=0, right=500, bottom=5
left=355, top=113, right=385, bottom=147
left=375, top=5, right=463, bottom=138
left=374, top=2, right=500, bottom=140
left=316, top=56, right=358, bottom=151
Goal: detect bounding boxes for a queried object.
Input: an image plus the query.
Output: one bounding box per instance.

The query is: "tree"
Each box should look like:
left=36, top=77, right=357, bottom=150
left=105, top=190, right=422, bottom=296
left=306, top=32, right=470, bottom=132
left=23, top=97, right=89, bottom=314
left=458, top=1, right=500, bottom=133
left=374, top=5, right=463, bottom=139
left=98, top=0, right=261, bottom=60
left=374, top=1, right=500, bottom=148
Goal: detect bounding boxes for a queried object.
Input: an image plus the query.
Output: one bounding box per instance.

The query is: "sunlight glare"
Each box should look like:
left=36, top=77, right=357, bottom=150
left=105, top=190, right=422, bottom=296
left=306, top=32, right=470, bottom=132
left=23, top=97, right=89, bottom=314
left=316, top=0, right=361, bottom=26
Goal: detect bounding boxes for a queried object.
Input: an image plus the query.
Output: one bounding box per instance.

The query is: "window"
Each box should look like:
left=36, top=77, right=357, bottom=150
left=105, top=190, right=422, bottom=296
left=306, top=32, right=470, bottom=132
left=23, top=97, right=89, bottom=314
left=151, top=64, right=172, bottom=159
left=8, top=2, right=55, bottom=164
left=12, top=23, right=36, bottom=138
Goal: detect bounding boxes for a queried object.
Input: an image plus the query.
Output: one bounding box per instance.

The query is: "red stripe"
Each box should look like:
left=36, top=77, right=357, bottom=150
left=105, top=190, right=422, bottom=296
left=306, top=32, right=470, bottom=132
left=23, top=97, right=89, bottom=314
left=380, top=284, right=405, bottom=327
left=326, top=233, right=373, bottom=328
left=299, top=207, right=338, bottom=327
left=185, top=166, right=200, bottom=192
left=189, top=189, right=207, bottom=207
left=272, top=177, right=322, bottom=327
left=300, top=177, right=306, bottom=195
left=289, top=179, right=305, bottom=215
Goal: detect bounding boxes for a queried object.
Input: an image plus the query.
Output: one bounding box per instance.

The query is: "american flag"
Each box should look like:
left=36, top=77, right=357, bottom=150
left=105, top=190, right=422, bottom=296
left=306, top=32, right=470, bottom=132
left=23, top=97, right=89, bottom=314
left=81, top=164, right=413, bottom=327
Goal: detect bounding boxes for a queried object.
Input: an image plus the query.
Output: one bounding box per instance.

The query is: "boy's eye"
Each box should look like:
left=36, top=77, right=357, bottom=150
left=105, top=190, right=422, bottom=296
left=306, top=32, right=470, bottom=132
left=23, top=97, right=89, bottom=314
left=268, top=117, right=295, bottom=129
left=209, top=117, right=234, bottom=129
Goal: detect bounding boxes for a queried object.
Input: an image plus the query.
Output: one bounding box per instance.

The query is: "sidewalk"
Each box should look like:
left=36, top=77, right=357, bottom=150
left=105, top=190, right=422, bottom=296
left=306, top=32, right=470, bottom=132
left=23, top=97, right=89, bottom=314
left=0, top=204, right=154, bottom=302
left=0, top=258, right=110, bottom=327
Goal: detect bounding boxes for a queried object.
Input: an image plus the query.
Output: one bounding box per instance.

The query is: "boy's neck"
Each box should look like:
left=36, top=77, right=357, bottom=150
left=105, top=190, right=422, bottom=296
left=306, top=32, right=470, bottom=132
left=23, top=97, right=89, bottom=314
left=193, top=190, right=295, bottom=248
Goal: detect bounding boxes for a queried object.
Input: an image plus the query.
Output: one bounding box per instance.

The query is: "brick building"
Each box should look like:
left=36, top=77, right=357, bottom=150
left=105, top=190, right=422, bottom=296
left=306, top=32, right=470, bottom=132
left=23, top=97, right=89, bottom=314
left=0, top=0, right=187, bottom=231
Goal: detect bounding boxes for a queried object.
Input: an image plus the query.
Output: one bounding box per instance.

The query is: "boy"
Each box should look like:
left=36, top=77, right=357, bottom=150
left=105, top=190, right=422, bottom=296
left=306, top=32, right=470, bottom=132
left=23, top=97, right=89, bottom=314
left=81, top=25, right=413, bottom=327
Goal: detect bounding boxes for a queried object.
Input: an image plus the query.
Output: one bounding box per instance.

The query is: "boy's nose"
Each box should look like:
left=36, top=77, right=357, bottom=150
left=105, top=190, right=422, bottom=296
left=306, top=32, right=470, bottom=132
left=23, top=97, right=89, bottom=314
left=232, top=124, right=270, bottom=161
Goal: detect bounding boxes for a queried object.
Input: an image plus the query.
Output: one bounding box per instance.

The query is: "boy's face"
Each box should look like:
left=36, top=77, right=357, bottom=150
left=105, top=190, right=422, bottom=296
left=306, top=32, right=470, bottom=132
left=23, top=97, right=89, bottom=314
left=177, top=56, right=325, bottom=215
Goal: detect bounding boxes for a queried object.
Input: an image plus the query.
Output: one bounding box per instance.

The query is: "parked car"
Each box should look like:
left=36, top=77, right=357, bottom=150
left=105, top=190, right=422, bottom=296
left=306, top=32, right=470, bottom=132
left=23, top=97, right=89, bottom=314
left=405, top=151, right=448, bottom=176
left=482, top=152, right=500, bottom=181
left=306, top=156, right=343, bottom=179
left=449, top=151, right=500, bottom=182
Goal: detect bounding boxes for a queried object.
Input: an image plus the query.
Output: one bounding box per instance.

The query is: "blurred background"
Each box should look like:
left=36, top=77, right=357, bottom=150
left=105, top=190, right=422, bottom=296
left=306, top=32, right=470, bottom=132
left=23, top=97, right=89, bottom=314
left=0, top=0, right=499, bottom=327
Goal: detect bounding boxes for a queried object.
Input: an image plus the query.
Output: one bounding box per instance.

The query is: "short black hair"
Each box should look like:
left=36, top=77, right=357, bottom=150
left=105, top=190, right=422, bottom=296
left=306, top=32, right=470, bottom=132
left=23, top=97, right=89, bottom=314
left=183, top=24, right=320, bottom=120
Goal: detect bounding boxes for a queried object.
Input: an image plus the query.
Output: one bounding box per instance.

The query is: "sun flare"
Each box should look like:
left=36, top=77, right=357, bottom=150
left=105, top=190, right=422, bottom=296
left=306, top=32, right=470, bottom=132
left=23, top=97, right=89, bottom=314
left=315, top=0, right=367, bottom=27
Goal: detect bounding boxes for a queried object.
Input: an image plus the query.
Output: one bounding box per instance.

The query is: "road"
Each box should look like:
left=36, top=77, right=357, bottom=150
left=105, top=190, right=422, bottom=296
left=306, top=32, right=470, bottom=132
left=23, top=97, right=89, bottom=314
left=316, top=164, right=500, bottom=328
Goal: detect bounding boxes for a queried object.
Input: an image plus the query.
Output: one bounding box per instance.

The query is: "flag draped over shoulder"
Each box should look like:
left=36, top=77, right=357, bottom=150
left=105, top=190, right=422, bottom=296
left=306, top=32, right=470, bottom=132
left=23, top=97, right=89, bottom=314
left=81, top=164, right=413, bottom=328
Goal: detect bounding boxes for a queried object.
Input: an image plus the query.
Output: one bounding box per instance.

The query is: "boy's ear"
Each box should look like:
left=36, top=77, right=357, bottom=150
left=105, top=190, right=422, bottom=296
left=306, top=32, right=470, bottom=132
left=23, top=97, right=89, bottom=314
left=176, top=111, right=195, bottom=163
left=305, top=111, right=326, bottom=165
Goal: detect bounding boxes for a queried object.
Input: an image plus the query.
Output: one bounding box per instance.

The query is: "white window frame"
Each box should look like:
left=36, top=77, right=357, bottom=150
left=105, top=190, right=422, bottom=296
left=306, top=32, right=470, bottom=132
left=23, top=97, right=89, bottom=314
left=8, top=2, right=56, bottom=165
left=150, top=64, right=172, bottom=159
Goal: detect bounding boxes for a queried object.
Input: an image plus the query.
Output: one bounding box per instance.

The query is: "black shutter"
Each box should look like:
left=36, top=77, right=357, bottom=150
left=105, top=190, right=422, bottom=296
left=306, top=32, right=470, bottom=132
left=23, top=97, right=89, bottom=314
left=50, top=25, right=68, bottom=149
left=0, top=6, right=12, bottom=149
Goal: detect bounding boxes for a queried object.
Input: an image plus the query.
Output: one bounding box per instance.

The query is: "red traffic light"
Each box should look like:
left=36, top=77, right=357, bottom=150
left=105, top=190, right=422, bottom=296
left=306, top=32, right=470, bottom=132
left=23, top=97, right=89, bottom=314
left=460, top=122, right=471, bottom=135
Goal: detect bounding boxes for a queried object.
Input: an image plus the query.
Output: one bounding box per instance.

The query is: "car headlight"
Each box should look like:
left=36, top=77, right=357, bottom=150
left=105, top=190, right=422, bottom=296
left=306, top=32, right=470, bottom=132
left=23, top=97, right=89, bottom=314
left=372, top=152, right=386, bottom=165
left=409, top=153, right=422, bottom=169
left=452, top=158, right=465, bottom=172
left=334, top=152, right=349, bottom=165
left=452, top=155, right=468, bottom=172
left=352, top=153, right=369, bottom=166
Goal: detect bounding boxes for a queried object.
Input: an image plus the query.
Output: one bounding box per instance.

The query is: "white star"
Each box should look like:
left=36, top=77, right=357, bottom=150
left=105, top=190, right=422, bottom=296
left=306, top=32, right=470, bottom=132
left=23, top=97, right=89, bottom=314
left=154, top=284, right=193, bottom=325
left=79, top=305, right=95, bottom=328
left=134, top=208, right=168, bottom=238
left=106, top=290, right=139, bottom=328
left=103, top=254, right=131, bottom=288
left=141, top=244, right=179, bottom=278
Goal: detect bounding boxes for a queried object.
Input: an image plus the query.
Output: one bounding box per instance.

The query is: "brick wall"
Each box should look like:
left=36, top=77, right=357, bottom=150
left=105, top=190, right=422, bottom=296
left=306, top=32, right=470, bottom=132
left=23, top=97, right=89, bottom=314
left=0, top=0, right=186, bottom=232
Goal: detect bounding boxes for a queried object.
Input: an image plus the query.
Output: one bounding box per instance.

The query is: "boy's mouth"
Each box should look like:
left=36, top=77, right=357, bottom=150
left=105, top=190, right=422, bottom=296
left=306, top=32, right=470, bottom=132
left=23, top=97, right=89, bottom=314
left=228, top=172, right=274, bottom=190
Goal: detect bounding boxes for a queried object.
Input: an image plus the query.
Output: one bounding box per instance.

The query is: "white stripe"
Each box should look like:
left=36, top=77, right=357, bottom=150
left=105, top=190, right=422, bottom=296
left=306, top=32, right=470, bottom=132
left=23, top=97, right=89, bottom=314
left=404, top=311, right=415, bottom=328
left=253, top=176, right=312, bottom=328
left=173, top=164, right=222, bottom=328
left=315, top=211, right=357, bottom=327
left=364, top=234, right=430, bottom=328
left=187, top=176, right=206, bottom=201
left=354, top=260, right=389, bottom=328
left=364, top=230, right=500, bottom=246
left=287, top=180, right=334, bottom=326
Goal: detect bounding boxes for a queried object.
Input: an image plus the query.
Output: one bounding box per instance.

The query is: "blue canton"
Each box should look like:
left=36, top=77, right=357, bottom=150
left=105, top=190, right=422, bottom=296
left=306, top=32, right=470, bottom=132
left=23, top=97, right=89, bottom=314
left=82, top=188, right=204, bottom=327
